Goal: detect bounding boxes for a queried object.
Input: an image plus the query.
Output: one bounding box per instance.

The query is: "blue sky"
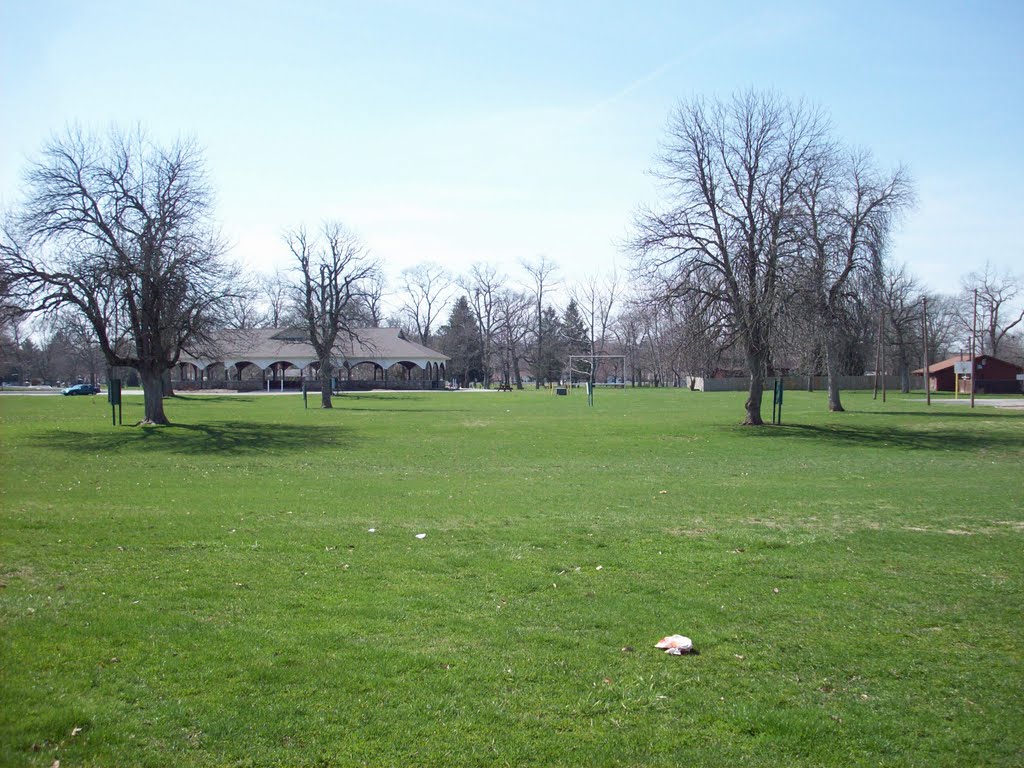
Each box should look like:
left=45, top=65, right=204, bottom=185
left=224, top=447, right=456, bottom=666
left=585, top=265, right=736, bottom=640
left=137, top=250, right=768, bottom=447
left=2, top=0, right=1021, bottom=297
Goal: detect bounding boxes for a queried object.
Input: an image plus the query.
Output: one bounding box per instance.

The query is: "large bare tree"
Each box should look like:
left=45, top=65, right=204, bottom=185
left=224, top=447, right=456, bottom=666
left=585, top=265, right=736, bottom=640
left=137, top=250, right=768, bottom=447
left=795, top=148, right=913, bottom=410
left=287, top=222, right=379, bottom=408
left=2, top=127, right=233, bottom=424
left=630, top=92, right=826, bottom=424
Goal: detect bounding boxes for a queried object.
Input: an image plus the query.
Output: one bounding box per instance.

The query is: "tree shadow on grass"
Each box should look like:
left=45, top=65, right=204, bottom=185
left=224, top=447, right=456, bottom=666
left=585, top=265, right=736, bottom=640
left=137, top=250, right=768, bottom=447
left=167, top=394, right=259, bottom=404
left=34, top=421, right=359, bottom=456
left=739, top=422, right=1024, bottom=453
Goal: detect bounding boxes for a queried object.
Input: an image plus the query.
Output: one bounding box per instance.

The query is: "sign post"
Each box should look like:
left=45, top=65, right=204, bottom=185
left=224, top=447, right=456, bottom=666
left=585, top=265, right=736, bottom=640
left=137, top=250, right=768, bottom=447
left=772, top=378, right=784, bottom=425
left=302, top=380, right=308, bottom=409
left=108, top=378, right=122, bottom=426
left=953, top=361, right=971, bottom=399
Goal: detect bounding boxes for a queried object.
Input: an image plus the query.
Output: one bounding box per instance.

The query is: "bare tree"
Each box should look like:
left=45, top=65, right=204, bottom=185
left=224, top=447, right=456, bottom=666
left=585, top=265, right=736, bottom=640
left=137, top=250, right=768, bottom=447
left=925, top=293, right=962, bottom=361
left=960, top=263, right=1024, bottom=358
left=629, top=92, right=826, bottom=424
left=399, top=262, right=454, bottom=345
left=521, top=255, right=559, bottom=387
left=286, top=221, right=379, bottom=408
left=219, top=276, right=268, bottom=329
left=494, top=289, right=531, bottom=388
left=615, top=282, right=676, bottom=387
left=52, top=309, right=105, bottom=385
left=571, top=270, right=620, bottom=383
left=459, top=263, right=504, bottom=387
left=794, top=148, right=913, bottom=410
left=257, top=268, right=295, bottom=328
left=362, top=270, right=389, bottom=327
left=879, top=262, right=925, bottom=392
left=3, top=126, right=233, bottom=424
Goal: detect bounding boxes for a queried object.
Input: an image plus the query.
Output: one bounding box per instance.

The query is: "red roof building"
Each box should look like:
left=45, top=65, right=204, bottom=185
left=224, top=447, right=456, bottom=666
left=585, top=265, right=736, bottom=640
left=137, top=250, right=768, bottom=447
left=914, top=354, right=1024, bottom=394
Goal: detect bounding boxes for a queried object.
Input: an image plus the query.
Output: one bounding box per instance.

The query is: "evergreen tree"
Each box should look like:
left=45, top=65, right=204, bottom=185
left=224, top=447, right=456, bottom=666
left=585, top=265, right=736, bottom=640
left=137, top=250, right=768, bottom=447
left=561, top=299, right=590, bottom=357
left=535, top=305, right=566, bottom=383
left=437, top=295, right=484, bottom=386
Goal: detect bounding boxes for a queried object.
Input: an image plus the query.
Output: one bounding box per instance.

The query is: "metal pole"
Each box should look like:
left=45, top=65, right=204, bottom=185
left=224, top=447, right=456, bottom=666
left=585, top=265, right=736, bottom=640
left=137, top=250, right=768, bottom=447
left=881, top=313, right=887, bottom=403
left=922, top=297, right=931, bottom=406
left=970, top=288, right=978, bottom=408
left=873, top=307, right=883, bottom=400
left=777, top=378, right=783, bottom=425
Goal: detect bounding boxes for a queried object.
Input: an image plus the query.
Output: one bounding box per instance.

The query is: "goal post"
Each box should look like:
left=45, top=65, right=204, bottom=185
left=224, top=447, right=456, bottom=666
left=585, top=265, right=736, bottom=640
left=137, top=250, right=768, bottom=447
left=567, top=355, right=627, bottom=390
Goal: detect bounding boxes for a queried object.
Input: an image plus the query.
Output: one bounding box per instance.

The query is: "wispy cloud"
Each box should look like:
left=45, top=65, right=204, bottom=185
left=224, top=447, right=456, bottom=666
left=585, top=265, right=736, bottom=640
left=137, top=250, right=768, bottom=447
left=582, top=57, right=681, bottom=119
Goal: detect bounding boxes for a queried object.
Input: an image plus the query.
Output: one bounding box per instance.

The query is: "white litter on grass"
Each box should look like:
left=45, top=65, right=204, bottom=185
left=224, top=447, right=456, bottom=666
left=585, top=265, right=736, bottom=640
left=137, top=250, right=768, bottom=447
left=415, top=533, right=427, bottom=539
left=368, top=528, right=376, bottom=533
left=655, top=635, right=695, bottom=654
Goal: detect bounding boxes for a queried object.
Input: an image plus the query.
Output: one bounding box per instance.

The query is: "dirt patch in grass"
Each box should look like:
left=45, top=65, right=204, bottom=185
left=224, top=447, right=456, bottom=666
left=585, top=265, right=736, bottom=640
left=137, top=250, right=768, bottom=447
left=0, top=564, right=35, bottom=588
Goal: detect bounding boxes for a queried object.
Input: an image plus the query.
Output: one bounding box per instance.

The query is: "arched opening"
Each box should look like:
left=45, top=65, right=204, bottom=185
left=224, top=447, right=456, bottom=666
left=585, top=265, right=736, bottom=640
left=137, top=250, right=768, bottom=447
left=346, top=361, right=385, bottom=387
left=175, top=362, right=201, bottom=384
left=265, top=361, right=305, bottom=391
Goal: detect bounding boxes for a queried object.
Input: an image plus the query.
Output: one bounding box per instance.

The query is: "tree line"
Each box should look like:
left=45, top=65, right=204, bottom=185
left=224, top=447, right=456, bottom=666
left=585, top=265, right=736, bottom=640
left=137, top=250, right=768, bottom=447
left=2, top=97, right=1022, bottom=424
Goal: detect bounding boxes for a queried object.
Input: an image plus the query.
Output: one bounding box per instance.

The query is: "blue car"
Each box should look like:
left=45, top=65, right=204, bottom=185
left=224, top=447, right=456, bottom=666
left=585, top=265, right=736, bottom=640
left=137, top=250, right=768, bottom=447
left=62, top=384, right=101, bottom=396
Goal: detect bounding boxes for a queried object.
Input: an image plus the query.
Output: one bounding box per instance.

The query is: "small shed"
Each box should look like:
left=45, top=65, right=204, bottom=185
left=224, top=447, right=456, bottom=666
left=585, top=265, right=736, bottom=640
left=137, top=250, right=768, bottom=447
left=914, top=354, right=1024, bottom=394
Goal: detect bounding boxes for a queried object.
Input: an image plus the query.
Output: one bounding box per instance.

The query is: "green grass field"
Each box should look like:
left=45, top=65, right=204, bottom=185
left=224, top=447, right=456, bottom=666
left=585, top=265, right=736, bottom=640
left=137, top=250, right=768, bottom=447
left=1, top=388, right=1022, bottom=767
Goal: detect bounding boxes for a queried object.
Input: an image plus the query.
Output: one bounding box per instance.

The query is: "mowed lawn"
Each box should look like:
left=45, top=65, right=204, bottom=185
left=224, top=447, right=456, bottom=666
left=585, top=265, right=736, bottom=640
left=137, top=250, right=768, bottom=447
left=1, top=388, right=1022, bottom=767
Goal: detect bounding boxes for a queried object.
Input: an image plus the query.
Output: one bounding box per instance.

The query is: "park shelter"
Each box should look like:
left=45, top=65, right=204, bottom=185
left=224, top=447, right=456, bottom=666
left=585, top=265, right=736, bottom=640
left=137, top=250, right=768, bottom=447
left=176, top=327, right=449, bottom=390
left=914, top=354, right=1024, bottom=395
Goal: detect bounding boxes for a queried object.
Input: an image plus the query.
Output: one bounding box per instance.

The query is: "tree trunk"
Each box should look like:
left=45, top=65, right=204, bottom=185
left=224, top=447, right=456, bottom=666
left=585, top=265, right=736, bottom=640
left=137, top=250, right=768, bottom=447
left=899, top=361, right=911, bottom=394
left=320, top=358, right=333, bottom=408
left=139, top=368, right=170, bottom=425
left=825, top=336, right=845, bottom=412
left=743, top=339, right=768, bottom=425
left=744, top=370, right=765, bottom=425
left=162, top=370, right=175, bottom=397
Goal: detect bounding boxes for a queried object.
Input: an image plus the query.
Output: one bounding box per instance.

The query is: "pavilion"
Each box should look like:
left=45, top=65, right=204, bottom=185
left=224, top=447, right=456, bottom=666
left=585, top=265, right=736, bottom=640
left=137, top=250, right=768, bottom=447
left=176, top=327, right=449, bottom=390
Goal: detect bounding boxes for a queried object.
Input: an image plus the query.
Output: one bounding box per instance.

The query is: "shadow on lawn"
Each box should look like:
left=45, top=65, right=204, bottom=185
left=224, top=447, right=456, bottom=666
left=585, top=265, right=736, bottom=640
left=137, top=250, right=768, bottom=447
left=744, top=422, right=1024, bottom=452
left=34, top=421, right=358, bottom=456
left=167, top=394, right=258, bottom=404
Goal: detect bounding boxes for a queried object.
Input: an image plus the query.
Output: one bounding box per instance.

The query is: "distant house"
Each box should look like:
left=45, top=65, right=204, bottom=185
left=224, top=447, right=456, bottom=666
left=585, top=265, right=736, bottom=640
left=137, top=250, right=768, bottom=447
left=914, top=354, right=1024, bottom=394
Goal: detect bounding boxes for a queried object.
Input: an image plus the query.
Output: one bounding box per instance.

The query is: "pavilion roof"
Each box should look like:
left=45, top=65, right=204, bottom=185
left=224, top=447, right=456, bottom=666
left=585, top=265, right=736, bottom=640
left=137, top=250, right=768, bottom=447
left=183, top=327, right=449, bottom=366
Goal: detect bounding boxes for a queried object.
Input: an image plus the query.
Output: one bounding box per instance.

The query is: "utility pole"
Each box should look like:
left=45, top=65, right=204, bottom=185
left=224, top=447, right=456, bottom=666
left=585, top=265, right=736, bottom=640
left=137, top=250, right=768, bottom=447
left=922, top=297, right=931, bottom=406
left=970, top=288, right=978, bottom=409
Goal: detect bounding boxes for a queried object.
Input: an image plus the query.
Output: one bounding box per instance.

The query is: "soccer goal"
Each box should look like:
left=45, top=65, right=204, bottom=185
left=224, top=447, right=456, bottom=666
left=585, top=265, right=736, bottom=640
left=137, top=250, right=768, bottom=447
left=567, top=355, right=627, bottom=393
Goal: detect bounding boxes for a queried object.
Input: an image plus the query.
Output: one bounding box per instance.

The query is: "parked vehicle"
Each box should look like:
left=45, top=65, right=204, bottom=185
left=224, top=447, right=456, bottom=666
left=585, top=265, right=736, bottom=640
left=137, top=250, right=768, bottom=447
left=62, top=384, right=101, bottom=396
